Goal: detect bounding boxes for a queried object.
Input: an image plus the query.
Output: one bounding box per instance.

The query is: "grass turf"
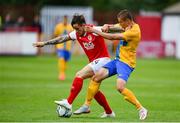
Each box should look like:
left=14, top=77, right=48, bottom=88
left=0, top=55, right=180, bottom=122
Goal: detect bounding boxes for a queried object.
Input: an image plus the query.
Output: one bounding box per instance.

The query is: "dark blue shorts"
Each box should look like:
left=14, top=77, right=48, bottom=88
left=103, top=59, right=134, bottom=82
left=57, top=49, right=71, bottom=61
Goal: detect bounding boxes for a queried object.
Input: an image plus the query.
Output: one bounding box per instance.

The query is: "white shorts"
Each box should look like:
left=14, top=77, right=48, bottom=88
left=88, top=57, right=111, bottom=73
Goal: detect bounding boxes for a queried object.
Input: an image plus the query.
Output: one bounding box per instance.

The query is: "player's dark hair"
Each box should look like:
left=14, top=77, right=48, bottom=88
left=117, top=9, right=133, bottom=21
left=71, top=14, right=86, bottom=26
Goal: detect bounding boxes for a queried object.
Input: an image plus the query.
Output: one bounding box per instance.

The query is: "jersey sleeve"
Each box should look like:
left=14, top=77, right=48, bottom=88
left=121, top=28, right=137, bottom=41
left=68, top=31, right=77, bottom=40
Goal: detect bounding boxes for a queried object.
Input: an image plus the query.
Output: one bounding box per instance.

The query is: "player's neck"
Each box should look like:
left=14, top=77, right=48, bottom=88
left=125, top=21, right=134, bottom=31
left=63, top=22, right=67, bottom=26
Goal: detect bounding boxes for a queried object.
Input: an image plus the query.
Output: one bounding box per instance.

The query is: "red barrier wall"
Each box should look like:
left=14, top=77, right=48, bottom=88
left=136, top=16, right=162, bottom=41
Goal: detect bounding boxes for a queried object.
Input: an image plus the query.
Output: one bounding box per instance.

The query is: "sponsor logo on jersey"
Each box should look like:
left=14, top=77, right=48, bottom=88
left=83, top=41, right=95, bottom=50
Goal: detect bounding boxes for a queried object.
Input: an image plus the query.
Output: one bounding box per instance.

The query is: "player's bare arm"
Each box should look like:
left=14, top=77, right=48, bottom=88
left=33, top=35, right=70, bottom=47
left=102, top=24, right=124, bottom=33
left=108, top=26, right=124, bottom=33
left=85, top=26, right=124, bottom=40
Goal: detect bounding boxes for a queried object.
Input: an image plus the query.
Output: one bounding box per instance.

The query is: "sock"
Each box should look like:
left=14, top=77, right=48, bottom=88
left=94, top=91, right=112, bottom=114
left=121, top=88, right=142, bottom=109
left=67, top=77, right=83, bottom=104
left=59, top=58, right=66, bottom=76
left=85, top=80, right=100, bottom=106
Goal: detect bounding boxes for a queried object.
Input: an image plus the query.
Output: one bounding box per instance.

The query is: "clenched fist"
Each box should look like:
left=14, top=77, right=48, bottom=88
left=33, top=42, right=45, bottom=47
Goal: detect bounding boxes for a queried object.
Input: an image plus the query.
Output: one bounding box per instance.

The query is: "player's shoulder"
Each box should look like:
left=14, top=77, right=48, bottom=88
left=67, top=24, right=73, bottom=30
left=131, top=23, right=141, bottom=34
left=132, top=23, right=140, bottom=29
left=55, top=23, right=63, bottom=28
left=56, top=22, right=63, bottom=26
left=125, top=23, right=140, bottom=33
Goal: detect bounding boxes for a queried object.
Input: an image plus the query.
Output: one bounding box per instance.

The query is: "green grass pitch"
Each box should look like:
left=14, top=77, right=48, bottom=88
left=0, top=55, right=180, bottom=122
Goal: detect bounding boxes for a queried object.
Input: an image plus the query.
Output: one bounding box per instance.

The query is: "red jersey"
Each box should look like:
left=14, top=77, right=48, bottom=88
left=69, top=26, right=110, bottom=62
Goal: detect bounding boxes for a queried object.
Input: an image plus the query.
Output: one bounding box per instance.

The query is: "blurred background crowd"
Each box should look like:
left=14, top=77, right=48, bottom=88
left=0, top=0, right=180, bottom=59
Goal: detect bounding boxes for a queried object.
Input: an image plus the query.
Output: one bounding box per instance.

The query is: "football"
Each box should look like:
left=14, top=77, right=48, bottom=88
left=56, top=105, right=72, bottom=118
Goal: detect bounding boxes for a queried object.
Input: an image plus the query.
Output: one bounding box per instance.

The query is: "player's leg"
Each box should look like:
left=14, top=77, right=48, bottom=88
left=74, top=58, right=115, bottom=117
left=94, top=91, right=115, bottom=118
left=74, top=68, right=115, bottom=117
left=84, top=68, right=109, bottom=106
left=115, top=60, right=148, bottom=120
left=60, top=50, right=71, bottom=80
left=85, top=59, right=117, bottom=106
left=74, top=90, right=115, bottom=117
left=73, top=68, right=108, bottom=115
left=57, top=49, right=66, bottom=80
left=117, top=78, right=148, bottom=120
left=74, top=60, right=116, bottom=115
left=67, top=64, right=94, bottom=104
left=117, top=78, right=142, bottom=109
left=58, top=58, right=65, bottom=80
left=55, top=64, right=94, bottom=109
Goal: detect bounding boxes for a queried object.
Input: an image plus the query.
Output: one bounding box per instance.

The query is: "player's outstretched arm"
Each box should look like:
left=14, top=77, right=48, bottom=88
left=108, top=26, right=124, bottom=33
left=33, top=35, right=70, bottom=47
left=102, top=24, right=124, bottom=33
left=85, top=26, right=124, bottom=40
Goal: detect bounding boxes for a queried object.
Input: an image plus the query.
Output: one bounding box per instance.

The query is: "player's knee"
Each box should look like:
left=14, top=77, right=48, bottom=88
left=116, top=86, right=124, bottom=92
left=92, top=74, right=102, bottom=82
left=93, top=71, right=107, bottom=82
left=75, top=71, right=82, bottom=78
left=116, top=79, right=126, bottom=92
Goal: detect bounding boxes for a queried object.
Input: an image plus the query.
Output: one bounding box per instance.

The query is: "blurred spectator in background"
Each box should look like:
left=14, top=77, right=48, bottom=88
left=14, top=16, right=25, bottom=31
left=54, top=15, right=73, bottom=80
left=31, top=15, right=43, bottom=55
left=2, top=14, right=14, bottom=31
left=0, top=15, right=2, bottom=30
left=15, top=16, right=25, bottom=27
left=31, top=15, right=42, bottom=34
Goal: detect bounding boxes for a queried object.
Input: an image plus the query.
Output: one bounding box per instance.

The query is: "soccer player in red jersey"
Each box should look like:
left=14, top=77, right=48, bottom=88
left=33, top=14, right=115, bottom=118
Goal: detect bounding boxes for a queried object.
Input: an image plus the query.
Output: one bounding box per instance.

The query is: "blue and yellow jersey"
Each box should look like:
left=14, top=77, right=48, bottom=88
left=116, top=23, right=141, bottom=68
left=54, top=23, right=73, bottom=51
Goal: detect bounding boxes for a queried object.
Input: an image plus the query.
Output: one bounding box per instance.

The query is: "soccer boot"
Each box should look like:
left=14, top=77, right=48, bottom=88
left=100, top=111, right=116, bottom=118
left=54, top=99, right=72, bottom=110
left=139, top=107, right=148, bottom=120
left=73, top=105, right=90, bottom=115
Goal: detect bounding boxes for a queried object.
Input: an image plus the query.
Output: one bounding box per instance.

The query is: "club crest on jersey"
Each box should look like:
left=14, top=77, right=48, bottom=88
left=83, top=41, right=95, bottom=50
left=88, top=35, right=92, bottom=41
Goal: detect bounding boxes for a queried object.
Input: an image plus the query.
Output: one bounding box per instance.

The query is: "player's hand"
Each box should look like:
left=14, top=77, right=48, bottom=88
left=84, top=26, right=94, bottom=33
left=101, top=24, right=109, bottom=32
left=33, top=42, right=45, bottom=47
